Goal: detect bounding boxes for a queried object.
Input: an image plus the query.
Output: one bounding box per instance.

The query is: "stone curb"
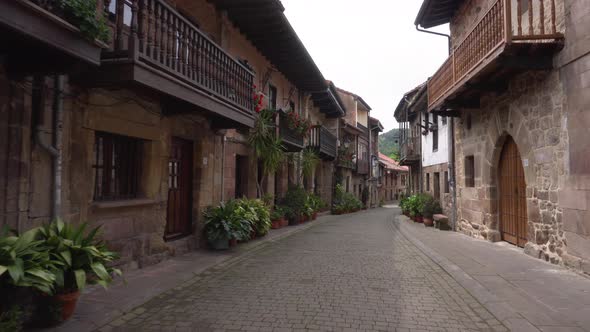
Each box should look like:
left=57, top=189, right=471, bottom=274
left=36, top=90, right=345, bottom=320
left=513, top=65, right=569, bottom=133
left=393, top=214, right=541, bottom=332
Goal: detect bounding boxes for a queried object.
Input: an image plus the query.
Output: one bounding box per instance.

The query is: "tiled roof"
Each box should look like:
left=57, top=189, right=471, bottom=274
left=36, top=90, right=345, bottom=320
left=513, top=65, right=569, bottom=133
left=379, top=153, right=409, bottom=172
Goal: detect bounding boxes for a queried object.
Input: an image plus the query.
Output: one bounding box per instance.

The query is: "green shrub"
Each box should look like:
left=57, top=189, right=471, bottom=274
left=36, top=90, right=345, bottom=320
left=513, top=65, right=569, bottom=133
left=58, top=0, right=110, bottom=42
left=270, top=206, right=285, bottom=221
left=422, top=196, right=443, bottom=218
left=236, top=199, right=271, bottom=236
left=281, top=186, right=308, bottom=221
left=0, top=228, right=56, bottom=295
left=332, top=184, right=362, bottom=213
left=38, top=220, right=121, bottom=293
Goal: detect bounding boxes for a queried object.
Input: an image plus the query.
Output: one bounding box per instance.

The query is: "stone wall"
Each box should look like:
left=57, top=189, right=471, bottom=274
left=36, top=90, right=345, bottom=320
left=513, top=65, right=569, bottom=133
left=554, top=0, right=590, bottom=274
left=422, top=163, right=452, bottom=216
left=454, top=69, right=568, bottom=265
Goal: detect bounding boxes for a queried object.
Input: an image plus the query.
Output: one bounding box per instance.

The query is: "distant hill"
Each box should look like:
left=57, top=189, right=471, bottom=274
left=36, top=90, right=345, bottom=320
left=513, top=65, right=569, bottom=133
left=379, top=128, right=400, bottom=161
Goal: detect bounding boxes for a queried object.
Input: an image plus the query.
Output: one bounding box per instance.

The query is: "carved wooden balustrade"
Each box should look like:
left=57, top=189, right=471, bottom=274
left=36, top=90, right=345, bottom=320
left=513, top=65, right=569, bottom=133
left=309, top=126, right=337, bottom=160
left=103, top=0, right=255, bottom=114
left=400, top=136, right=420, bottom=164
left=428, top=0, right=562, bottom=110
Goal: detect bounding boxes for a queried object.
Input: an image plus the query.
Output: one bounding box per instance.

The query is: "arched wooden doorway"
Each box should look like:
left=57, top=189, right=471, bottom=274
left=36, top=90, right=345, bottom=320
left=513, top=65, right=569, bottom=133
left=498, top=136, right=528, bottom=247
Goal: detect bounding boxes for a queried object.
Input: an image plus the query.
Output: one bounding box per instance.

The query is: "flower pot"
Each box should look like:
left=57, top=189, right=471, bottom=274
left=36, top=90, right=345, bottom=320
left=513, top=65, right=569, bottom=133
left=210, top=237, right=230, bottom=250
left=250, top=230, right=257, bottom=240
left=280, top=218, right=289, bottom=227
left=423, top=217, right=434, bottom=227
left=271, top=220, right=281, bottom=229
left=229, top=238, right=238, bottom=247
left=302, top=215, right=309, bottom=222
left=416, top=216, right=424, bottom=223
left=312, top=212, right=317, bottom=220
left=54, top=291, right=80, bottom=322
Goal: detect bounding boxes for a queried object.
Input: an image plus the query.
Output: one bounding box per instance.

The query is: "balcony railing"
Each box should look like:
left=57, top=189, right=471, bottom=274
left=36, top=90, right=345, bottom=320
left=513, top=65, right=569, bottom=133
left=309, top=126, right=337, bottom=160
left=428, top=0, right=563, bottom=110
left=104, top=0, right=255, bottom=114
left=279, top=112, right=304, bottom=151
left=400, top=136, right=420, bottom=163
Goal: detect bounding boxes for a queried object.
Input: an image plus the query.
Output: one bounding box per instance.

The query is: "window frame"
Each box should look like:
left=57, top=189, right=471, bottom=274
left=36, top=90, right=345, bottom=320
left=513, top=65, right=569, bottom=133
left=93, top=132, right=143, bottom=201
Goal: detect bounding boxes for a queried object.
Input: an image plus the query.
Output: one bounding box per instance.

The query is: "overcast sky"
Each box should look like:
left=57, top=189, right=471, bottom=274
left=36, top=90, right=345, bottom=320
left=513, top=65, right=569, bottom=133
left=281, top=0, right=450, bottom=132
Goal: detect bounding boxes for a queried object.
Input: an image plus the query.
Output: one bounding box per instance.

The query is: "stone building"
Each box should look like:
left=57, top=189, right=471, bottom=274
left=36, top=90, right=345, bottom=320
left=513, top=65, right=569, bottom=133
left=416, top=0, right=590, bottom=273
left=378, top=153, right=409, bottom=204
left=369, top=117, right=384, bottom=207
left=334, top=87, right=372, bottom=205
left=0, top=0, right=346, bottom=269
left=394, top=83, right=426, bottom=196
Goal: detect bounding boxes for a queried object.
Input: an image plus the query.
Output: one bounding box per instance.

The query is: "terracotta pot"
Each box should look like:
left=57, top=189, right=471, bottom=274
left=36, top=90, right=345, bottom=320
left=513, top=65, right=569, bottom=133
left=280, top=218, right=289, bottom=227
left=423, top=217, right=434, bottom=227
left=271, top=220, right=281, bottom=229
left=54, top=291, right=80, bottom=322
left=229, top=238, right=238, bottom=247
left=302, top=215, right=309, bottom=222
left=416, top=216, right=424, bottom=223
left=312, top=212, right=318, bottom=220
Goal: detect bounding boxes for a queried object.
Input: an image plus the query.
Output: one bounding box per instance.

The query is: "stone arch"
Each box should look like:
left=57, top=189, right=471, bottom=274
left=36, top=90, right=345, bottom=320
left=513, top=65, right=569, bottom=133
left=487, top=130, right=539, bottom=246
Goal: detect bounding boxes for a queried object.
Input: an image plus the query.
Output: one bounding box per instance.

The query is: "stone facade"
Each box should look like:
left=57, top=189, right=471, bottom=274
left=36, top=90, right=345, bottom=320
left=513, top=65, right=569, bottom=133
left=450, top=0, right=590, bottom=274
left=454, top=70, right=567, bottom=264
left=423, top=163, right=452, bottom=216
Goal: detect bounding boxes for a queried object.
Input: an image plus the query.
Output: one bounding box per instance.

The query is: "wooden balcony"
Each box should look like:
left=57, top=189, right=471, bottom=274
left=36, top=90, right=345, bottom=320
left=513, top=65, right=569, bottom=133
left=93, top=0, right=255, bottom=127
left=400, top=137, right=420, bottom=166
left=279, top=112, right=304, bottom=152
left=428, top=0, right=564, bottom=111
left=308, top=126, right=337, bottom=160
left=356, top=123, right=368, bottom=133
left=0, top=0, right=105, bottom=70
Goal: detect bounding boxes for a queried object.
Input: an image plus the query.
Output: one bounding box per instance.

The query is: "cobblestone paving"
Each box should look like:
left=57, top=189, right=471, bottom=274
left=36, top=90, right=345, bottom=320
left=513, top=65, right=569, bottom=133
left=102, top=208, right=506, bottom=332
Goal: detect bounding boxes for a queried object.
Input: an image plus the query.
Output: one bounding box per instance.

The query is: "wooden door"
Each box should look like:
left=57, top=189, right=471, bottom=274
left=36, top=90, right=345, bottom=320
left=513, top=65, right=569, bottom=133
left=165, top=138, right=193, bottom=240
left=498, top=137, right=527, bottom=247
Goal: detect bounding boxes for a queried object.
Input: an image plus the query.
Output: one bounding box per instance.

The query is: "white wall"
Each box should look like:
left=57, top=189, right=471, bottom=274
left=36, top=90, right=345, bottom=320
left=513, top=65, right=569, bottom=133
left=422, top=113, right=449, bottom=167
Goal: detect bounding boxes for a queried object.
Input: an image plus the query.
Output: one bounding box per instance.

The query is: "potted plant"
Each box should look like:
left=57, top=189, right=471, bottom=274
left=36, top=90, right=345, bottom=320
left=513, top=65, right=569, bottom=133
left=0, top=227, right=56, bottom=328
left=204, top=201, right=237, bottom=250
left=422, top=196, right=442, bottom=227
left=279, top=207, right=291, bottom=227
left=281, top=186, right=308, bottom=225
left=270, top=207, right=284, bottom=229
left=37, top=220, right=121, bottom=324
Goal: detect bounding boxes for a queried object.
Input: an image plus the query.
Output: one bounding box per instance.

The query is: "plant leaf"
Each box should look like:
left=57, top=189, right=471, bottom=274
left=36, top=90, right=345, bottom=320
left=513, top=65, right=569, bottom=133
left=59, top=250, right=72, bottom=267
left=91, top=262, right=110, bottom=281
left=74, top=269, right=86, bottom=290
left=7, top=258, right=24, bottom=283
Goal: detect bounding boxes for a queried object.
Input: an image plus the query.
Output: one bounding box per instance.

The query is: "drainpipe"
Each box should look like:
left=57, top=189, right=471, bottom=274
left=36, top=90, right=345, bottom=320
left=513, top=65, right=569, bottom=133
left=34, top=75, right=64, bottom=220
left=220, top=133, right=226, bottom=202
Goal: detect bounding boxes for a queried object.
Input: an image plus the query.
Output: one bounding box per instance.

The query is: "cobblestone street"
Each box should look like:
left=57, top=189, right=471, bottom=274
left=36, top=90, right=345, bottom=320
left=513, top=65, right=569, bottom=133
left=101, top=208, right=505, bottom=332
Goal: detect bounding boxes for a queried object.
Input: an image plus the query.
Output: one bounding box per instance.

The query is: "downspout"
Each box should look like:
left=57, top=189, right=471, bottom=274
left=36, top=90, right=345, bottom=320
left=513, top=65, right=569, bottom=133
left=221, top=134, right=226, bottom=202
left=34, top=75, right=64, bottom=220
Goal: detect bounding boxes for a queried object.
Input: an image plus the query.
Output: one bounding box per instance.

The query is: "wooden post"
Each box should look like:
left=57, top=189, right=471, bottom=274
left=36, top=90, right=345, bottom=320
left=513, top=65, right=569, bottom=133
left=504, top=0, right=512, bottom=43
left=128, top=0, right=139, bottom=58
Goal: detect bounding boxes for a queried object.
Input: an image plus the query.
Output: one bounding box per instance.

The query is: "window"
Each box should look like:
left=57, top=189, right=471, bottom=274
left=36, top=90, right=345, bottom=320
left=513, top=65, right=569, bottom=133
left=426, top=173, right=430, bottom=191
left=434, top=172, right=440, bottom=200
left=269, top=85, right=277, bottom=110
left=465, top=156, right=475, bottom=187
left=93, top=132, right=143, bottom=201
left=433, top=114, right=439, bottom=151
left=444, top=171, right=450, bottom=193
left=442, top=116, right=447, bottom=125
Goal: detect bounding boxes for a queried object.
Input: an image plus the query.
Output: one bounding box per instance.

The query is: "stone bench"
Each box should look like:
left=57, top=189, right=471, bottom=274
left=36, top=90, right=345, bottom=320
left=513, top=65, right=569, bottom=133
left=433, top=214, right=451, bottom=231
